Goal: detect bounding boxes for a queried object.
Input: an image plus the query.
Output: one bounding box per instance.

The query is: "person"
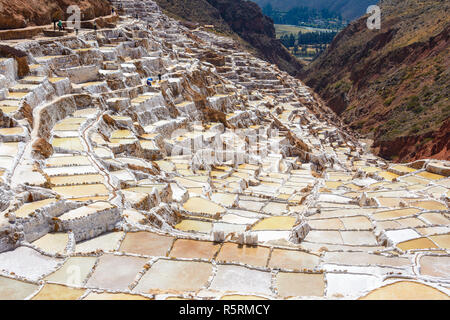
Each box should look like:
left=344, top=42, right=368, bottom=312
left=147, top=78, right=153, bottom=87
left=158, top=74, right=162, bottom=82
left=111, top=8, right=115, bottom=15
left=52, top=18, right=57, bottom=31
left=57, top=20, right=64, bottom=31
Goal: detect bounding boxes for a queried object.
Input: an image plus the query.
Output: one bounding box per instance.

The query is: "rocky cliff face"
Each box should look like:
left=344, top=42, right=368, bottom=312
left=0, top=0, right=112, bottom=29
left=155, top=0, right=304, bottom=76
left=302, top=0, right=450, bottom=162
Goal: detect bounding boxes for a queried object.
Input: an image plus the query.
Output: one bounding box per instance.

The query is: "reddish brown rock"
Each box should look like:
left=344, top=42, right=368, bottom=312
left=0, top=0, right=112, bottom=30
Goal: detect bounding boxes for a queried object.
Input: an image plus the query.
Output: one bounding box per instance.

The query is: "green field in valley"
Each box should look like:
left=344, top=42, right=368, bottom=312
left=275, top=24, right=312, bottom=38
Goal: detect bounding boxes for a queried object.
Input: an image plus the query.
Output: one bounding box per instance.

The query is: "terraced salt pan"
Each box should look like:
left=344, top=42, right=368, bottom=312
left=340, top=231, right=378, bottom=246
left=182, top=197, right=226, bottom=218
left=120, top=232, right=173, bottom=256
left=174, top=177, right=208, bottom=188
left=261, top=202, right=288, bottom=215
left=368, top=190, right=417, bottom=198
left=326, top=273, right=381, bottom=298
left=0, top=127, right=24, bottom=135
left=32, top=284, right=86, bottom=300
left=108, top=138, right=138, bottom=145
left=111, top=170, right=135, bottom=182
left=60, top=202, right=114, bottom=220
left=209, top=265, right=273, bottom=296
left=416, top=226, right=450, bottom=236
left=0, top=247, right=62, bottom=281
left=14, top=198, right=56, bottom=218
left=86, top=254, right=147, bottom=291
left=154, top=160, right=175, bottom=172
left=0, top=106, right=18, bottom=114
left=94, top=147, right=112, bottom=159
left=169, top=239, right=219, bottom=260
left=268, top=249, right=320, bottom=270
left=372, top=208, right=421, bottom=220
left=210, top=193, right=236, bottom=207
left=385, top=228, right=422, bottom=243
left=396, top=237, right=439, bottom=251
left=419, top=255, right=450, bottom=278
left=51, top=137, right=85, bottom=151
left=307, top=218, right=345, bottom=230
left=359, top=281, right=449, bottom=300
left=276, top=272, right=324, bottom=297
left=238, top=200, right=265, bottom=212
left=45, top=155, right=91, bottom=167
left=83, top=292, right=150, bottom=300
left=376, top=197, right=412, bottom=207
left=420, top=212, right=450, bottom=225
left=7, top=92, right=28, bottom=100
left=0, top=276, right=39, bottom=300
left=0, top=2, right=447, bottom=301
left=74, top=232, right=124, bottom=253
left=391, top=165, right=416, bottom=175
left=31, top=233, right=69, bottom=255
left=213, top=222, right=247, bottom=235
left=52, top=184, right=109, bottom=198
left=410, top=200, right=447, bottom=211
left=72, top=108, right=98, bottom=117
left=303, top=230, right=343, bottom=244
left=252, top=230, right=291, bottom=243
left=429, top=234, right=450, bottom=249
left=111, top=130, right=134, bottom=139
left=49, top=174, right=105, bottom=186
left=45, top=257, right=97, bottom=286
left=0, top=156, right=14, bottom=171
left=252, top=217, right=296, bottom=231
left=378, top=171, right=400, bottom=181
left=417, top=171, right=445, bottom=181
left=401, top=175, right=431, bottom=185
left=53, top=122, right=84, bottom=131
left=221, top=295, right=268, bottom=300
left=425, top=186, right=449, bottom=198
left=53, top=131, right=80, bottom=138
left=323, top=252, right=410, bottom=267
left=317, top=194, right=353, bottom=204
left=221, top=213, right=259, bottom=225
left=175, top=220, right=213, bottom=233
left=227, top=209, right=267, bottom=219
left=216, top=243, right=270, bottom=268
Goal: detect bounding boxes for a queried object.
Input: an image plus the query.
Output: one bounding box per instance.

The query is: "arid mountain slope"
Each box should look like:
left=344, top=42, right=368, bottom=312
left=302, top=0, right=450, bottom=162
left=0, top=0, right=111, bottom=29
left=155, top=0, right=304, bottom=76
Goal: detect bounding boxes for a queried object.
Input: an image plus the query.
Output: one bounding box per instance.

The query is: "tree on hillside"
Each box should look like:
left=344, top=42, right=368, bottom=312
left=289, top=34, right=296, bottom=47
